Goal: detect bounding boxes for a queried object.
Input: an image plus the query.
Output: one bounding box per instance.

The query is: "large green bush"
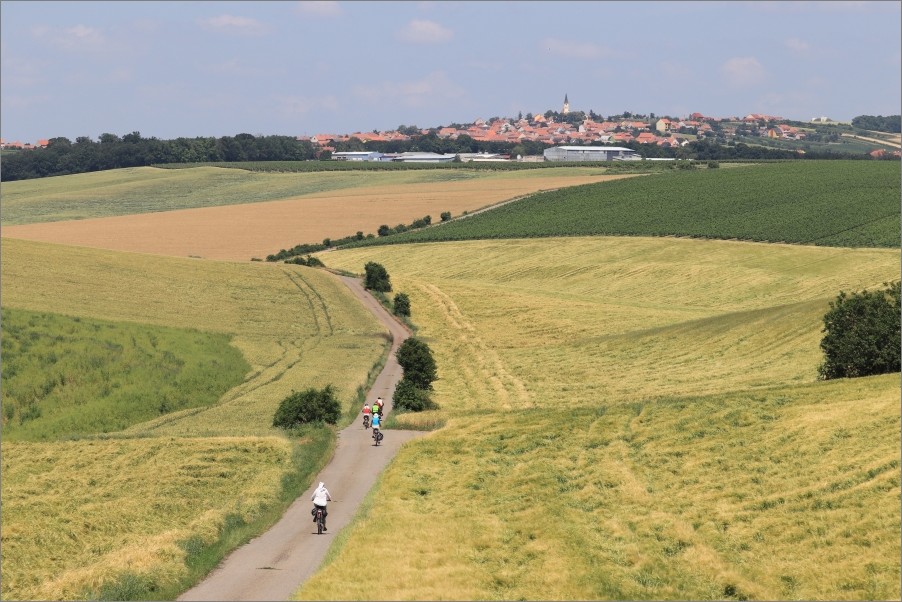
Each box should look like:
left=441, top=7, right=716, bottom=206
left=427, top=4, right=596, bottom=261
left=392, top=378, right=438, bottom=412
left=396, top=337, right=437, bottom=390
left=818, top=281, right=901, bottom=379
left=272, top=385, right=341, bottom=428
left=363, top=262, right=392, bottom=292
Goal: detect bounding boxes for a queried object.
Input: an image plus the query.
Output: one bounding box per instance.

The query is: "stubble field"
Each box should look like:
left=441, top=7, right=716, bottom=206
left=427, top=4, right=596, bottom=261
left=1, top=167, right=632, bottom=261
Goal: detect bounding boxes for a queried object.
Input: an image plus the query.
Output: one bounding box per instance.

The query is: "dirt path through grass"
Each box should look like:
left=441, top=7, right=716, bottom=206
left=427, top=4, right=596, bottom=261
left=178, top=274, right=426, bottom=601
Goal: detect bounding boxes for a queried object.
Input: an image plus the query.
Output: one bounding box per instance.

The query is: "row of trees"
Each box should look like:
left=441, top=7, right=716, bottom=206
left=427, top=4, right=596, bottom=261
left=850, top=115, right=901, bottom=134
left=1, top=132, right=318, bottom=181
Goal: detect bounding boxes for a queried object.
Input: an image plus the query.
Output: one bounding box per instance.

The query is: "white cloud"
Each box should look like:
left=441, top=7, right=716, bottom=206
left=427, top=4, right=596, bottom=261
left=296, top=1, right=344, bottom=17
left=785, top=37, right=811, bottom=53
left=541, top=37, right=610, bottom=60
left=353, top=71, right=465, bottom=108
left=396, top=19, right=453, bottom=44
left=198, top=15, right=267, bottom=36
left=30, top=24, right=106, bottom=51
left=720, top=57, right=767, bottom=87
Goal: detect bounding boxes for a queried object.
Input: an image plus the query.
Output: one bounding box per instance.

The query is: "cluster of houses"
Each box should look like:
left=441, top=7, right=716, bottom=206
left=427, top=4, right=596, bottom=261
left=0, top=138, right=49, bottom=151
left=303, top=107, right=826, bottom=159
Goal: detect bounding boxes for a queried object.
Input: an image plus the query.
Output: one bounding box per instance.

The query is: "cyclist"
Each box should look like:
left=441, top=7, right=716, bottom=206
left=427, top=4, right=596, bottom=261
left=375, top=396, right=385, bottom=416
left=311, top=482, right=332, bottom=531
left=362, top=402, right=371, bottom=428
left=371, top=411, right=381, bottom=442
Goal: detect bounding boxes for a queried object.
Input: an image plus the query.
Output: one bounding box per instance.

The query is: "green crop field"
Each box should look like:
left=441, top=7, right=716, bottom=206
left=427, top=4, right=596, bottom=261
left=0, top=237, right=387, bottom=599
left=300, top=237, right=901, bottom=600
left=352, top=161, right=900, bottom=248
left=0, top=164, right=657, bottom=226
left=1, top=307, right=249, bottom=441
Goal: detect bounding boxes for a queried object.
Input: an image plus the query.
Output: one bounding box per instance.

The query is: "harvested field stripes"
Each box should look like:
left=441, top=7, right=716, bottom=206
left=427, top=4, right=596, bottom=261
left=418, top=282, right=530, bottom=411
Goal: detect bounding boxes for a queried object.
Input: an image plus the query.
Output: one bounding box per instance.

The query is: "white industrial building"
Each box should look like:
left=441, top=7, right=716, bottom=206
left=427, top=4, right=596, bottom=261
left=543, top=146, right=640, bottom=162
left=331, top=151, right=385, bottom=161
left=390, top=152, right=457, bottom=163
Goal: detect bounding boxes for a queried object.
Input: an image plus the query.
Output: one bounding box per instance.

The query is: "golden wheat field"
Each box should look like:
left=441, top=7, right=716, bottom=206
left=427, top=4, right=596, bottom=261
left=294, top=237, right=901, bottom=600
left=0, top=237, right=387, bottom=599
left=1, top=168, right=632, bottom=261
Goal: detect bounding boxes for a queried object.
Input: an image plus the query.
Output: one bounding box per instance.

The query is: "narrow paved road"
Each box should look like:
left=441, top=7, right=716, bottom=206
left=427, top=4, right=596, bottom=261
left=179, top=274, right=424, bottom=601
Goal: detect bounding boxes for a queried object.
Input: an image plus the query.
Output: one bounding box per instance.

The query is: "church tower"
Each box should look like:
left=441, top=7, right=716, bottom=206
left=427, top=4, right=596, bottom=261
left=562, top=93, right=570, bottom=115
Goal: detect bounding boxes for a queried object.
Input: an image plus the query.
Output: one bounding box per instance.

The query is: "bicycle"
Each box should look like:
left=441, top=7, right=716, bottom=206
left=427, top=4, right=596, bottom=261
left=314, top=506, right=326, bottom=535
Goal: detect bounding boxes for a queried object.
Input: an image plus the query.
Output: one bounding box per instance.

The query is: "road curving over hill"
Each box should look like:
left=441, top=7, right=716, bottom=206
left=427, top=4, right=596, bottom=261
left=178, top=274, right=426, bottom=602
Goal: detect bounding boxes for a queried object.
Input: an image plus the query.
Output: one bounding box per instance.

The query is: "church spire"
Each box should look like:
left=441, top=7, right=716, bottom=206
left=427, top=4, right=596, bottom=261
left=562, top=93, right=570, bottom=115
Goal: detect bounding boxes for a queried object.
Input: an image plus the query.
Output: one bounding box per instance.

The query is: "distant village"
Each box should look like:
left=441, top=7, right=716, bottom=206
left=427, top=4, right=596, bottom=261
left=298, top=95, right=823, bottom=161
left=3, top=95, right=898, bottom=159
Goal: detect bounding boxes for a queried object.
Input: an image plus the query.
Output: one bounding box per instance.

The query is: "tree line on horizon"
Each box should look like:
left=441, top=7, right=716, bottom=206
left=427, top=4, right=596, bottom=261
left=2, top=114, right=894, bottom=182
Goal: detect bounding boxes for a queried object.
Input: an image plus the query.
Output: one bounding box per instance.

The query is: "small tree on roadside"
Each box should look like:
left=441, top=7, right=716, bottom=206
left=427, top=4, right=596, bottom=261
left=363, top=261, right=392, bottom=292
left=818, top=281, right=901, bottom=380
left=393, top=292, right=411, bottom=317
left=393, top=377, right=438, bottom=412
left=378, top=224, right=391, bottom=237
left=273, top=385, right=341, bottom=428
left=440, top=211, right=452, bottom=222
left=396, top=337, right=437, bottom=390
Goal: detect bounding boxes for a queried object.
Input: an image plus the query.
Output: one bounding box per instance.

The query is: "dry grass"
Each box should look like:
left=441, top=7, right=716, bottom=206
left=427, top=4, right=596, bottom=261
left=294, top=237, right=901, bottom=600
left=1, top=169, right=630, bottom=261
left=0, top=237, right=387, bottom=599
left=1, top=436, right=292, bottom=600
left=321, top=237, right=900, bottom=410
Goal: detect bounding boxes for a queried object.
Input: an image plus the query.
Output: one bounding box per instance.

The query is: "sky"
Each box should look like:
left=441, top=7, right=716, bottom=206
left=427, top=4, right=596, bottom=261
left=2, top=0, right=900, bottom=143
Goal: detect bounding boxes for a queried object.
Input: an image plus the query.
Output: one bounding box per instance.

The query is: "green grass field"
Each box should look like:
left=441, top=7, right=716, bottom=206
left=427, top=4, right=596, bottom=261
left=1, top=307, right=249, bottom=441
left=0, top=237, right=387, bottom=599
left=298, top=237, right=901, bottom=600
left=351, top=161, right=900, bottom=248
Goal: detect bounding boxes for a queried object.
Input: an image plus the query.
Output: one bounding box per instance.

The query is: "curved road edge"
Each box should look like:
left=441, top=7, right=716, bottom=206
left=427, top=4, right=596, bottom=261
left=179, top=274, right=425, bottom=602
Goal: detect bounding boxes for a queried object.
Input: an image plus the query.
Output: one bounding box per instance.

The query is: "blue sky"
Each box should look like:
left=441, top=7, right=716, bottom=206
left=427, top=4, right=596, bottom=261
left=2, top=1, right=900, bottom=143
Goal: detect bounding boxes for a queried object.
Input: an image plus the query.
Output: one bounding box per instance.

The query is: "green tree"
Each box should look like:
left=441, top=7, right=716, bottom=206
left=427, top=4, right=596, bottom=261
left=393, top=292, right=410, bottom=317
left=818, top=281, right=901, bottom=380
left=440, top=211, right=452, bottom=222
left=392, top=377, right=437, bottom=412
left=272, top=385, right=341, bottom=428
left=363, top=261, right=392, bottom=292
left=378, top=224, right=392, bottom=237
left=396, top=337, right=437, bottom=390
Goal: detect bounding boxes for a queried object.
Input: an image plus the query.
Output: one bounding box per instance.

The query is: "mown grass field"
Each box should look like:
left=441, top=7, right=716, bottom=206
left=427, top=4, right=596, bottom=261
left=354, top=161, right=901, bottom=249
left=1, top=166, right=634, bottom=261
left=0, top=237, right=387, bottom=600
left=300, top=237, right=901, bottom=600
